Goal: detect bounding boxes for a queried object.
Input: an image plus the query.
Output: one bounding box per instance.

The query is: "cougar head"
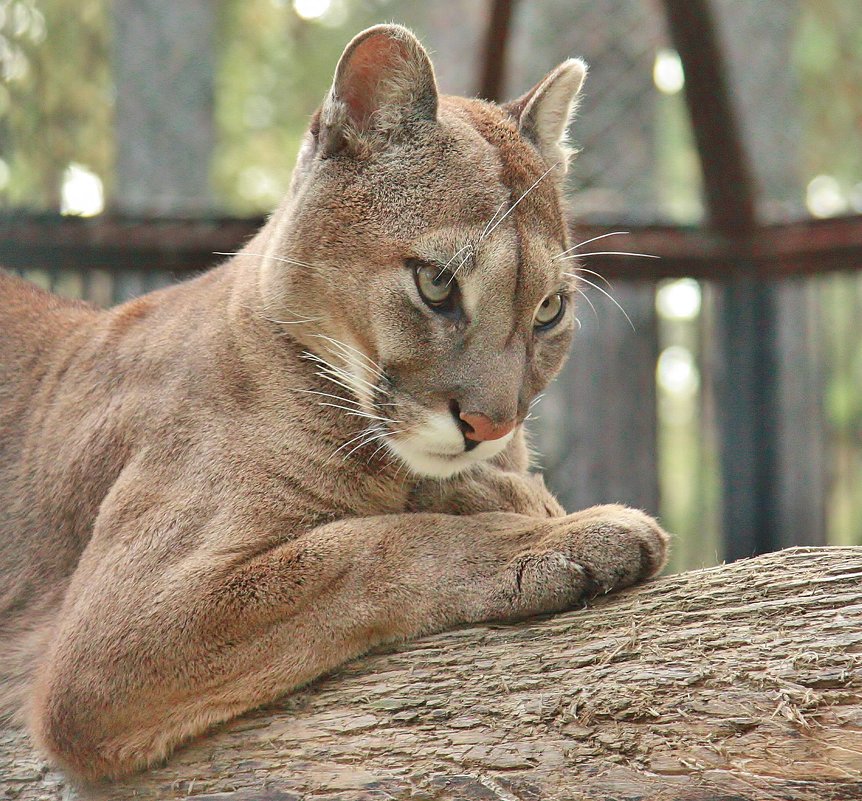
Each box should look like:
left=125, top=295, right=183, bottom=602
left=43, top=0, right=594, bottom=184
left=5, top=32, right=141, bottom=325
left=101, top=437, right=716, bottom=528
left=256, top=24, right=586, bottom=479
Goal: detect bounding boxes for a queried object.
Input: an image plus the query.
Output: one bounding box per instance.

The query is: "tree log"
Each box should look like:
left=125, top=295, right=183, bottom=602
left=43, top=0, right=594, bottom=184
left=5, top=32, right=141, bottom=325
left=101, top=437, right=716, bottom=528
left=2, top=547, right=861, bottom=801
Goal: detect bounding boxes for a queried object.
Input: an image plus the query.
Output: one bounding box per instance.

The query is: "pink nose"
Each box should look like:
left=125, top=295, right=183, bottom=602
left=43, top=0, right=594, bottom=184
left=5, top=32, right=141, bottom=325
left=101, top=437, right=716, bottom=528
left=459, top=411, right=517, bottom=442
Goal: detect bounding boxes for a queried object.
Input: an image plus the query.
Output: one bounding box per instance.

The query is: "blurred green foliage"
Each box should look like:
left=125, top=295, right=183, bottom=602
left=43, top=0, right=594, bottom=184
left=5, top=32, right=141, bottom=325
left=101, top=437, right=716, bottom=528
left=213, top=1, right=334, bottom=213
left=795, top=0, right=862, bottom=194
left=0, top=0, right=111, bottom=208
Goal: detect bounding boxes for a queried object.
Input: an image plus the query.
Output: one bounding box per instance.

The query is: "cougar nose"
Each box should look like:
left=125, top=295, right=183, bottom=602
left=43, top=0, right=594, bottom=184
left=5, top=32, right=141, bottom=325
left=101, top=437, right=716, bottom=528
left=458, top=411, right=517, bottom=442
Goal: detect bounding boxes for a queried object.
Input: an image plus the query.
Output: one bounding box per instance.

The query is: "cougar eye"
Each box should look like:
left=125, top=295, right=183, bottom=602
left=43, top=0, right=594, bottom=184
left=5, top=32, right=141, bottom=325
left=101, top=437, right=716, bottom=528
left=413, top=262, right=453, bottom=307
left=534, top=293, right=566, bottom=329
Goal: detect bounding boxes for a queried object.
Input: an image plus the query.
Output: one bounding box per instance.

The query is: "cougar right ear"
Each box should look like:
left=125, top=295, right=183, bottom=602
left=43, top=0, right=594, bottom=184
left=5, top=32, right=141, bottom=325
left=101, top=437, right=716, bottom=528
left=504, top=59, right=587, bottom=176
left=317, top=24, right=438, bottom=157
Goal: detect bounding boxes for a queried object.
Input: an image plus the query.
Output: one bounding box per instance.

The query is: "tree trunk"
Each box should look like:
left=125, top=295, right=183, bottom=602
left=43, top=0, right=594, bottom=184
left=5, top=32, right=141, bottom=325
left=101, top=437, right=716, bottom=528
left=3, top=547, right=861, bottom=801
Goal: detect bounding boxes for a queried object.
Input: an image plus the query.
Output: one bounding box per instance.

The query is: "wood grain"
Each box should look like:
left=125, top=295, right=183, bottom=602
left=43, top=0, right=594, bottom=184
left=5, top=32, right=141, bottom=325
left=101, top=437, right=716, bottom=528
left=2, top=547, right=861, bottom=800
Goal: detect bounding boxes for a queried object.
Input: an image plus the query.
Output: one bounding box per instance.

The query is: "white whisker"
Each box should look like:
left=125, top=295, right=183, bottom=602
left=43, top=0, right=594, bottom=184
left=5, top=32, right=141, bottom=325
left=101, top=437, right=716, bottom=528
left=266, top=315, right=321, bottom=325
left=480, top=199, right=509, bottom=240
left=214, top=250, right=320, bottom=270
left=392, top=460, right=409, bottom=485
left=448, top=249, right=474, bottom=284
left=302, top=351, right=385, bottom=398
left=481, top=162, right=559, bottom=240
left=293, top=388, right=363, bottom=408
left=553, top=231, right=629, bottom=260
left=312, top=334, right=385, bottom=379
left=442, top=244, right=474, bottom=286
left=557, top=250, right=660, bottom=260
left=327, top=425, right=383, bottom=462
left=369, top=437, right=397, bottom=462
left=573, top=285, right=598, bottom=319
left=564, top=265, right=614, bottom=290
left=345, top=411, right=401, bottom=424
left=441, top=244, right=473, bottom=271
left=301, top=350, right=350, bottom=377
left=341, top=428, right=401, bottom=462
left=241, top=298, right=322, bottom=328
left=318, top=402, right=400, bottom=424
left=565, top=273, right=636, bottom=331
left=303, top=349, right=387, bottom=397
left=312, top=369, right=367, bottom=400
left=327, top=364, right=384, bottom=397
left=370, top=421, right=420, bottom=463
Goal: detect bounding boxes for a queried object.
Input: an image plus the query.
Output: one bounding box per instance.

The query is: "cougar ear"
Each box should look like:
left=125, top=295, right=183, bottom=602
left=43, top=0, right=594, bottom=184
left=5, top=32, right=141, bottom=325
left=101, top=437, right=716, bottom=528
left=318, top=24, right=438, bottom=157
left=504, top=59, right=587, bottom=175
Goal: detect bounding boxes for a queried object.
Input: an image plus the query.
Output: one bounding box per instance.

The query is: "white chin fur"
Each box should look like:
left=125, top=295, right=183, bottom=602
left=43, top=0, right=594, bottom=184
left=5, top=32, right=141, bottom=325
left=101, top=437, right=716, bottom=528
left=386, top=411, right=515, bottom=479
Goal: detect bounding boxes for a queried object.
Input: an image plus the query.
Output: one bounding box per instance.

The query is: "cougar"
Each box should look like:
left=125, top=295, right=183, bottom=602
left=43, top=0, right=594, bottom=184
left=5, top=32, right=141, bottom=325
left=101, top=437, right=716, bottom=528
left=0, top=24, right=669, bottom=781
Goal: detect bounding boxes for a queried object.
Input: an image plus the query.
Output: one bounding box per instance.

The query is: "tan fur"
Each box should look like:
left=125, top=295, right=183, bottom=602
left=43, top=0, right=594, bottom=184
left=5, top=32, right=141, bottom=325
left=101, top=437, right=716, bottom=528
left=0, top=25, right=669, bottom=782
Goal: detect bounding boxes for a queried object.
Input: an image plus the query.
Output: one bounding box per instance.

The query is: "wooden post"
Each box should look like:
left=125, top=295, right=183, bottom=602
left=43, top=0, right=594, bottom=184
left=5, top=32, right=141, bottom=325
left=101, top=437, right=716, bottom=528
left=111, top=0, right=215, bottom=303
left=477, top=0, right=515, bottom=101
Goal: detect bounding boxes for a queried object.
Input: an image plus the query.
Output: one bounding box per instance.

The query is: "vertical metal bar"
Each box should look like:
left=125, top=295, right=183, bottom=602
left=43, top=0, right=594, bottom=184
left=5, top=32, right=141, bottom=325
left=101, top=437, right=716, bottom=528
left=713, top=278, right=780, bottom=560
left=478, top=0, right=515, bottom=101
left=663, top=0, right=780, bottom=559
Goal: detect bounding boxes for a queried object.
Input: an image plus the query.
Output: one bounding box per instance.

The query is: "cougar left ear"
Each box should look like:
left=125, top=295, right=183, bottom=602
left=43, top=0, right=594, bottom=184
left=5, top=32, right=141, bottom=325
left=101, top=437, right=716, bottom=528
left=504, top=59, right=587, bottom=175
left=318, top=24, right=438, bottom=157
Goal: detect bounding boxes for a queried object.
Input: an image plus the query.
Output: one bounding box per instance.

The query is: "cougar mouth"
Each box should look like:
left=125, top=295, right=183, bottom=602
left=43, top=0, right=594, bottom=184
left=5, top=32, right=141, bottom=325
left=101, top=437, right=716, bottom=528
left=385, top=411, right=516, bottom=479
left=306, top=357, right=514, bottom=478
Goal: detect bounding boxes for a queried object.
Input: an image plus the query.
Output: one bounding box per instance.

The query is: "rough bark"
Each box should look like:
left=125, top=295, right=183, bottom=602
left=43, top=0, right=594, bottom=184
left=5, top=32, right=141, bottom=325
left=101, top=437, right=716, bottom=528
left=2, top=547, right=861, bottom=801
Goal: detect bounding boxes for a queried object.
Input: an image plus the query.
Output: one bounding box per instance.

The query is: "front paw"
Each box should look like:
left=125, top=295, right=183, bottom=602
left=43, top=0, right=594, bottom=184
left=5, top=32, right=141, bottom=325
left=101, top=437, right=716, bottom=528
left=504, top=505, right=670, bottom=617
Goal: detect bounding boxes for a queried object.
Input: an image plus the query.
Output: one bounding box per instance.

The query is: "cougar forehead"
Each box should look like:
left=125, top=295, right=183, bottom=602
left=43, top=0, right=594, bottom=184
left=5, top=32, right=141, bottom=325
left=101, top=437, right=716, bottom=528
left=291, top=96, right=566, bottom=254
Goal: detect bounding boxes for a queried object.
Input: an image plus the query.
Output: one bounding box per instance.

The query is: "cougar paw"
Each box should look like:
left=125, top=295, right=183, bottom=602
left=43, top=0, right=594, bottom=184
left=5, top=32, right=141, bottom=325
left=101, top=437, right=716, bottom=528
left=510, top=550, right=590, bottom=615
left=504, top=505, right=670, bottom=618
left=547, top=504, right=670, bottom=586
